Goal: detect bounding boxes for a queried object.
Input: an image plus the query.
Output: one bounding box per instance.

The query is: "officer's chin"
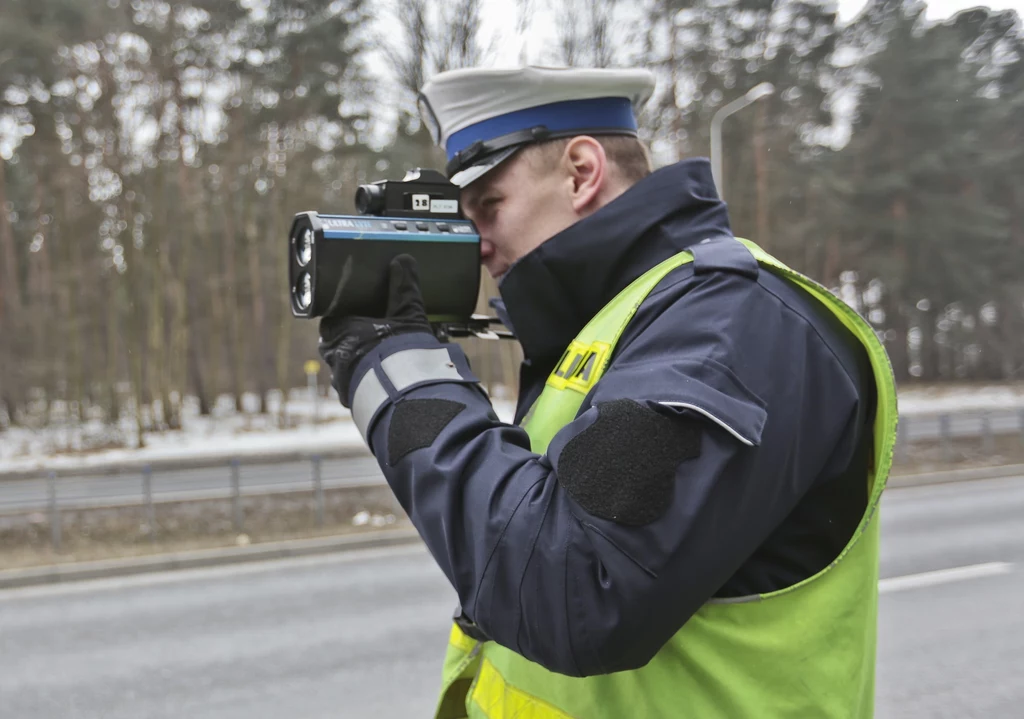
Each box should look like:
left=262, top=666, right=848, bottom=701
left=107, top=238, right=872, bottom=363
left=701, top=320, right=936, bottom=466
left=483, top=259, right=509, bottom=281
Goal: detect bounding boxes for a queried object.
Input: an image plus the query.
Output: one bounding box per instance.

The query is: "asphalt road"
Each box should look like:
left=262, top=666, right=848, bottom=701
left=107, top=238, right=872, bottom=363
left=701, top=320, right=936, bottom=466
left=1, top=476, right=1022, bottom=718
left=2, top=408, right=1023, bottom=513
left=875, top=476, right=1024, bottom=718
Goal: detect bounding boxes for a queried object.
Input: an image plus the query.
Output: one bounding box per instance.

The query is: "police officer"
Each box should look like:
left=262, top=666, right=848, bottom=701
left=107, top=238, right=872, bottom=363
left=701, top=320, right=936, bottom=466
left=318, top=66, right=898, bottom=718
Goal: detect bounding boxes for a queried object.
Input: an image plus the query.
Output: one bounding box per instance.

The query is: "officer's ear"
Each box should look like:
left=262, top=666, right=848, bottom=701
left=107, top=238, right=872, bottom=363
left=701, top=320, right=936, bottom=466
left=563, top=136, right=608, bottom=215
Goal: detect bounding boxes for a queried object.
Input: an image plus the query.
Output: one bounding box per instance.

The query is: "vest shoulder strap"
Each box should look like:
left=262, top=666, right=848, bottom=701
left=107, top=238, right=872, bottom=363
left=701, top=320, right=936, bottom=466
left=688, top=236, right=759, bottom=280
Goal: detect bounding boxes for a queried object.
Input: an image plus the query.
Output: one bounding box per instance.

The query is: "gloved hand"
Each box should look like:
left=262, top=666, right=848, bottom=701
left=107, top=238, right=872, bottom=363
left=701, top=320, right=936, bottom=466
left=319, top=254, right=432, bottom=407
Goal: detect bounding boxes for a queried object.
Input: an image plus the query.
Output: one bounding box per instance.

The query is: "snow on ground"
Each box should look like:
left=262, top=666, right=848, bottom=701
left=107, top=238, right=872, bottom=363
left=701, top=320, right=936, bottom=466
left=896, top=383, right=1024, bottom=414
left=1, top=383, right=1022, bottom=475
left=0, top=387, right=518, bottom=475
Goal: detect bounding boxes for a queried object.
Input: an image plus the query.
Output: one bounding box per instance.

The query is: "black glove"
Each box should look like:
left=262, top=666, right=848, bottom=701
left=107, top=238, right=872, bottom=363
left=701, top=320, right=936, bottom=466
left=318, top=254, right=432, bottom=407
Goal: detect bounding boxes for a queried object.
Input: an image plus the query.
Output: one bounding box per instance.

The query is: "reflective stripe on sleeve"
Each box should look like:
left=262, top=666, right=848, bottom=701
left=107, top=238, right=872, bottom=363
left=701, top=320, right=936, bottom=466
left=351, top=369, right=389, bottom=442
left=658, top=401, right=757, bottom=446
left=382, top=348, right=465, bottom=390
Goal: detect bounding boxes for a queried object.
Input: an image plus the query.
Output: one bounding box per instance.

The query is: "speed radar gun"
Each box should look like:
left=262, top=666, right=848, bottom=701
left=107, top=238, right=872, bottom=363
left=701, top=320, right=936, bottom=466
left=287, top=168, right=512, bottom=339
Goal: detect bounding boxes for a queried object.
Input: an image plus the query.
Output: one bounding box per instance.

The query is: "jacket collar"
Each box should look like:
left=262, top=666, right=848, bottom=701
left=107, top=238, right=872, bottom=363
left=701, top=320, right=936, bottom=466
left=495, top=158, right=731, bottom=368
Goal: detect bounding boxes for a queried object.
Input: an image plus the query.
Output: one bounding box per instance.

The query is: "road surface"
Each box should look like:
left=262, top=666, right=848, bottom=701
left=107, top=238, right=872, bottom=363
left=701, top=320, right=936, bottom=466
left=2, top=408, right=1023, bottom=513
left=1, top=475, right=1022, bottom=717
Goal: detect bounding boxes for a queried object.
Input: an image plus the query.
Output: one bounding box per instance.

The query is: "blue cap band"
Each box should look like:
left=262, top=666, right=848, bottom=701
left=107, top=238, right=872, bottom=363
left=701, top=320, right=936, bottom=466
left=445, top=97, right=638, bottom=160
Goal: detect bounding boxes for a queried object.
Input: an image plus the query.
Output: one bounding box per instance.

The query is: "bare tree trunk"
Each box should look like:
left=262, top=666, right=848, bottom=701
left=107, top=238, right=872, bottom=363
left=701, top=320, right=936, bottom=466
left=515, top=0, right=535, bottom=63
left=188, top=338, right=210, bottom=415
left=127, top=297, right=149, bottom=447
left=124, top=195, right=149, bottom=447
left=821, top=234, right=842, bottom=289
left=555, top=0, right=585, bottom=66
left=247, top=203, right=270, bottom=414
left=164, top=155, right=192, bottom=429
left=0, top=155, right=20, bottom=318
left=187, top=173, right=212, bottom=417
left=919, top=304, right=939, bottom=381
left=0, top=154, right=24, bottom=424
left=186, top=273, right=212, bottom=418
left=105, top=273, right=121, bottom=424
left=62, top=175, right=88, bottom=419
left=274, top=174, right=294, bottom=427
left=222, top=185, right=244, bottom=412
left=586, top=0, right=618, bottom=68
left=205, top=211, right=228, bottom=409
left=498, top=341, right=521, bottom=398
left=31, top=174, right=58, bottom=415
left=149, top=166, right=170, bottom=430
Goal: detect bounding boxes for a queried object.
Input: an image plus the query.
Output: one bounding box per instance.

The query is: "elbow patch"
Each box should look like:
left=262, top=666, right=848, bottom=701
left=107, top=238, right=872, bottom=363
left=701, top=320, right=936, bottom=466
left=556, top=399, right=701, bottom=526
left=387, top=398, right=465, bottom=465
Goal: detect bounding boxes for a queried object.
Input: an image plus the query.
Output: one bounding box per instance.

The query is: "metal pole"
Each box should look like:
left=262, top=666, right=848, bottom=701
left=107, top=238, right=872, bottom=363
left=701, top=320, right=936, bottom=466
left=309, top=371, right=319, bottom=430
left=981, top=412, right=994, bottom=454
left=895, top=416, right=908, bottom=464
left=709, top=83, right=774, bottom=201
left=710, top=114, right=724, bottom=200
left=143, top=464, right=155, bottom=541
left=47, top=471, right=61, bottom=553
left=939, top=414, right=952, bottom=463
left=231, top=459, right=243, bottom=533
left=312, top=455, right=324, bottom=527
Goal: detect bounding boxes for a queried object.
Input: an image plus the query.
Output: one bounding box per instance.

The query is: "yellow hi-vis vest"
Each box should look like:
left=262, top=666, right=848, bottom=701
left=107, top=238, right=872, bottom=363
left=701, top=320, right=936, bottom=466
left=433, top=239, right=898, bottom=719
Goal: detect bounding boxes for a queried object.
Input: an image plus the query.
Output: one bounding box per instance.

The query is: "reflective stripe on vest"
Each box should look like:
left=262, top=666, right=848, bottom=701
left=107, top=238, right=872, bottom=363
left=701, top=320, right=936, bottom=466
left=433, top=239, right=898, bottom=719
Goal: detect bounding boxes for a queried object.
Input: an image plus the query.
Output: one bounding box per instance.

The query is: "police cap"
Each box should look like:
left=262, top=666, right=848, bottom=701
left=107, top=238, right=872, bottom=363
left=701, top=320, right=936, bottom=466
left=417, top=66, right=656, bottom=188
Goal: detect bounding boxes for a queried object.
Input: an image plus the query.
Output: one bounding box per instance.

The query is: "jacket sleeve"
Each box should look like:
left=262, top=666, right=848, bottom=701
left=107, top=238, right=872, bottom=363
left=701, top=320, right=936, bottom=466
left=346, top=267, right=864, bottom=677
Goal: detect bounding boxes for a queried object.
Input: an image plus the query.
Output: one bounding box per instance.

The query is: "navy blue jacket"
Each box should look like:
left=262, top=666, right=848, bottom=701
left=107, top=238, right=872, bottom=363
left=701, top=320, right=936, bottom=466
left=346, top=159, right=874, bottom=678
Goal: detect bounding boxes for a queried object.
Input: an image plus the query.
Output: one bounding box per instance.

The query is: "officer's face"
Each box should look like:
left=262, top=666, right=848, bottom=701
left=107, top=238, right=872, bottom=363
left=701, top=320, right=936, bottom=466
left=460, top=152, right=581, bottom=280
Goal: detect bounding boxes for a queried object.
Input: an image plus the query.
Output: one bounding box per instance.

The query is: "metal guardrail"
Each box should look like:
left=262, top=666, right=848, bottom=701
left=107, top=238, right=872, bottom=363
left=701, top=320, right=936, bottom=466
left=894, top=408, right=1024, bottom=462
left=4, top=409, right=1024, bottom=553
left=24, top=455, right=362, bottom=553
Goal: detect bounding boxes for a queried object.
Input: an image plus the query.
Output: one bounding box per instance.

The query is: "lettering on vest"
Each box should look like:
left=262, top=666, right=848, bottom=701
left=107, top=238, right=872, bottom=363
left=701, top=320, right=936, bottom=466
left=547, top=340, right=611, bottom=394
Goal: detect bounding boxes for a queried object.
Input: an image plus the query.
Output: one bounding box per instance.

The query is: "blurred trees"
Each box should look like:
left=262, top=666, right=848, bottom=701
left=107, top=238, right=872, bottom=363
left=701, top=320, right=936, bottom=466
left=822, top=1, right=1023, bottom=381
left=1, top=0, right=380, bottom=439
left=0, top=0, right=1022, bottom=439
left=642, top=0, right=1023, bottom=383
left=643, top=0, right=842, bottom=268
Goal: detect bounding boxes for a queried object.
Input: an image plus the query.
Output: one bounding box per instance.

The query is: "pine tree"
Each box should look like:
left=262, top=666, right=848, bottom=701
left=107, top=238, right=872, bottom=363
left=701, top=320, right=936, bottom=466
left=836, top=1, right=1015, bottom=380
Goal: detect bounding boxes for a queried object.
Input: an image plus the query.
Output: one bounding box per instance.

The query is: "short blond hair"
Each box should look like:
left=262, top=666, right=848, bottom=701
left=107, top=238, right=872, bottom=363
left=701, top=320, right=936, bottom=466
left=520, top=135, right=652, bottom=186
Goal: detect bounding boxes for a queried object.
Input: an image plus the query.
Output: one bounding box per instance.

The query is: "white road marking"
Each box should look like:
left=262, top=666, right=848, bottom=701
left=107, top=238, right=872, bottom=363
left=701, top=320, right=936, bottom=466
left=879, top=562, right=1013, bottom=594
left=1, top=551, right=1012, bottom=602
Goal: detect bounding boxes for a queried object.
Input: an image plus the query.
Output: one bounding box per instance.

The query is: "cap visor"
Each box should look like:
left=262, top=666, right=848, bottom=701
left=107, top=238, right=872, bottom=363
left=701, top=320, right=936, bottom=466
left=449, top=146, right=519, bottom=188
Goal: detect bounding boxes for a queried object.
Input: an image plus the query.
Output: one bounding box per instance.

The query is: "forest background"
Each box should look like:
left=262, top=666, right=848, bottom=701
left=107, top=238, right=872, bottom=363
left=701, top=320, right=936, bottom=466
left=1, top=0, right=1022, bottom=445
